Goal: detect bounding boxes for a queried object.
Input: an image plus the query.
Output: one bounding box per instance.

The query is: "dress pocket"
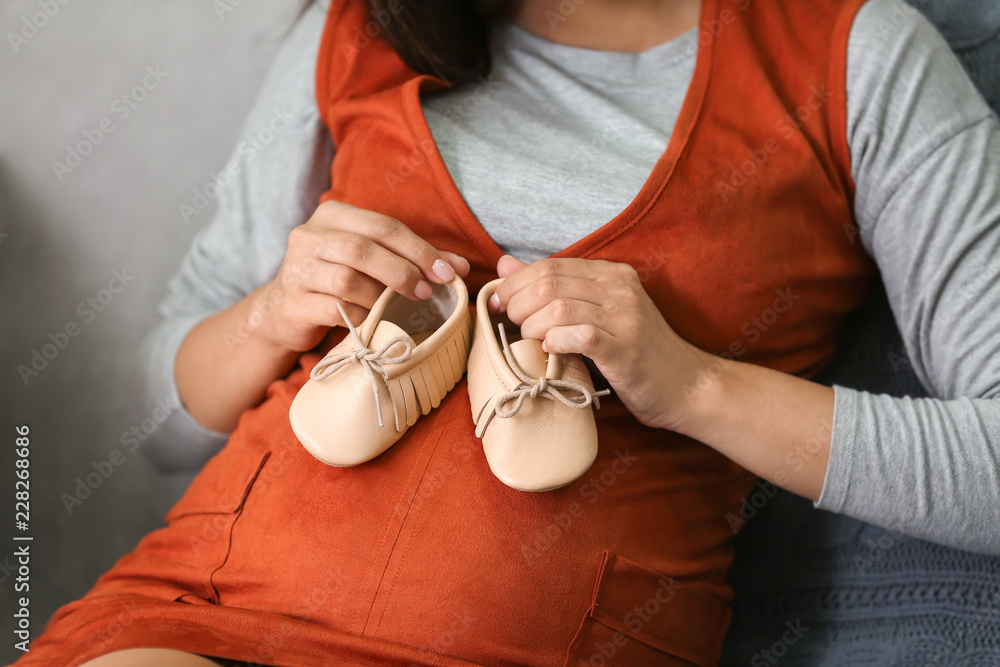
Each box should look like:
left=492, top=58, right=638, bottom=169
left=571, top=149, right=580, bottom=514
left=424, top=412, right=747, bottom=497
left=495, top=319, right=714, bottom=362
left=565, top=551, right=730, bottom=667
left=159, top=448, right=271, bottom=603
left=166, top=449, right=271, bottom=520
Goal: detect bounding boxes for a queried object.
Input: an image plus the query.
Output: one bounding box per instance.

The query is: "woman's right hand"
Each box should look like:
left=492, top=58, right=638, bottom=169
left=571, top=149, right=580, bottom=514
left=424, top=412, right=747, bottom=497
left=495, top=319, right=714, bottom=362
left=261, top=200, right=471, bottom=353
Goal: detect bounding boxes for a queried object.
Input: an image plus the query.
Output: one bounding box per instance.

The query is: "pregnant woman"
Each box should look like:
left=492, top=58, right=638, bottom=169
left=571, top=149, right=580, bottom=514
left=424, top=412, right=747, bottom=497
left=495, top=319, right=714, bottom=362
left=20, top=0, right=1000, bottom=664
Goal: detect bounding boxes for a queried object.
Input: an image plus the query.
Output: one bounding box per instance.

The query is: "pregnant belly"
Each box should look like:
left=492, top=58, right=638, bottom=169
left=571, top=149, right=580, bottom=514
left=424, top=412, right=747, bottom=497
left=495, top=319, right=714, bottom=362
left=166, top=359, right=756, bottom=666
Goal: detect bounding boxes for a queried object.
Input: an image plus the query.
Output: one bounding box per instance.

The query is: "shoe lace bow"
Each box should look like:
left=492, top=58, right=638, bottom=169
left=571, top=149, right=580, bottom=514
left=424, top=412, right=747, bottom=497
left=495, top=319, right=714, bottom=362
left=310, top=302, right=414, bottom=429
left=480, top=323, right=610, bottom=432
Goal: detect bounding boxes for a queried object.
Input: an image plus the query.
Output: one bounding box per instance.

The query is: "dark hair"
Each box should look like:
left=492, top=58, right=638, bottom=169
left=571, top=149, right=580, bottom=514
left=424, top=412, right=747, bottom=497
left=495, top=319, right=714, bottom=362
left=306, top=0, right=515, bottom=84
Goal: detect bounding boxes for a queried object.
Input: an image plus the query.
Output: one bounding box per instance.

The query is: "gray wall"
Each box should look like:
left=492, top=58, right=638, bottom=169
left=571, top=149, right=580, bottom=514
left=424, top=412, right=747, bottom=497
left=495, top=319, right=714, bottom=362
left=0, top=3, right=298, bottom=662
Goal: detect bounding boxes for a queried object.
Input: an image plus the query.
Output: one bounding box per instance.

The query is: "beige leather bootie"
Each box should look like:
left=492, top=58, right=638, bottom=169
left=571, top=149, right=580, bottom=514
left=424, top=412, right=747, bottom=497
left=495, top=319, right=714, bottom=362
left=289, top=276, right=471, bottom=466
left=467, top=278, right=610, bottom=492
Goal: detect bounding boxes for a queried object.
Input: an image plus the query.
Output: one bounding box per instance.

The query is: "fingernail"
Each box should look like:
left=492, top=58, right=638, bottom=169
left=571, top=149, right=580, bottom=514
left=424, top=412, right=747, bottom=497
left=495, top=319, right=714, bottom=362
left=432, top=258, right=455, bottom=282
left=488, top=293, right=501, bottom=312
left=415, top=280, right=433, bottom=300
left=541, top=340, right=548, bottom=353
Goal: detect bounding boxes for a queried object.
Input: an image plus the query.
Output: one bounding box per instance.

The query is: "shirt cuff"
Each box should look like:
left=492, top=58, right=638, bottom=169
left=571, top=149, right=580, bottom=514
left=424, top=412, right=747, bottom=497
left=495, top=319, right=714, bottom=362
left=815, top=384, right=861, bottom=513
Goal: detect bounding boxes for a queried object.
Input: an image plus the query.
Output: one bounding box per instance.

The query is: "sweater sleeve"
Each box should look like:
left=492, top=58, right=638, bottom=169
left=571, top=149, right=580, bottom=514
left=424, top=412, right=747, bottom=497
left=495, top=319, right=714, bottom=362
left=817, top=0, right=1000, bottom=554
left=138, top=0, right=333, bottom=473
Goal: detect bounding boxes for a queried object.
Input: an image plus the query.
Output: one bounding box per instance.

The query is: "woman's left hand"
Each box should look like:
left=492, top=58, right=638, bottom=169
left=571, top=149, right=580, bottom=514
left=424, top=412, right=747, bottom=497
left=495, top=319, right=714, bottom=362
left=491, top=255, right=712, bottom=432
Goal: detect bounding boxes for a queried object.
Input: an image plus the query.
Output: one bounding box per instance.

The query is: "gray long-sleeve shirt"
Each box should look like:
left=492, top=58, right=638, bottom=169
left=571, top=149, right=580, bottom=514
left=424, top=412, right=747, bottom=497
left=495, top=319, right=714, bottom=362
left=141, top=0, right=1000, bottom=553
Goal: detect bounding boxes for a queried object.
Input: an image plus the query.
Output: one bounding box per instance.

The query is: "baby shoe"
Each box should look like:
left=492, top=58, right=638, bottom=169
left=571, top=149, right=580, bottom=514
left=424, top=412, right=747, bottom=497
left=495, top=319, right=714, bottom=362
left=289, top=276, right=471, bottom=466
left=467, top=278, right=610, bottom=492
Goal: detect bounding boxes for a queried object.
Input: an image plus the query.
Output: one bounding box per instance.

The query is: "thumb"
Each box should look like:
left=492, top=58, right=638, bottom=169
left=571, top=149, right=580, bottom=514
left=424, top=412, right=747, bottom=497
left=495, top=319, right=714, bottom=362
left=497, top=254, right=529, bottom=278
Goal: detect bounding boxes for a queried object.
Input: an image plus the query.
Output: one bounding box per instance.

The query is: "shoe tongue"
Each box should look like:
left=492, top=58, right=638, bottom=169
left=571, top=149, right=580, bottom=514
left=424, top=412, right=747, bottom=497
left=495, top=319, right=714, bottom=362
left=366, top=321, right=414, bottom=358
left=507, top=339, right=549, bottom=379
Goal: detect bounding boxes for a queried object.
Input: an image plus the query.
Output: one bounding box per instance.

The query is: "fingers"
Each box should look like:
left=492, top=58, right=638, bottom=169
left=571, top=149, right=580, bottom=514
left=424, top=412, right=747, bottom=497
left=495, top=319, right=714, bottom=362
left=491, top=256, right=644, bottom=363
left=518, top=299, right=612, bottom=343
left=497, top=254, right=529, bottom=278
left=440, top=251, right=471, bottom=278
left=503, top=276, right=606, bottom=324
left=273, top=201, right=473, bottom=352
left=493, top=257, right=606, bottom=311
left=317, top=201, right=467, bottom=289
left=295, top=292, right=372, bottom=330
left=313, top=229, right=434, bottom=300
left=292, top=262, right=386, bottom=309
left=541, top=324, right=611, bottom=359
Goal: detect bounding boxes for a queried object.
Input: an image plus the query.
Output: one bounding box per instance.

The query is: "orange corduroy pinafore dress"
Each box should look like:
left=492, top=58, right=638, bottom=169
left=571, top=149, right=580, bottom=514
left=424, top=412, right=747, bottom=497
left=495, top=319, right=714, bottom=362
left=19, top=0, right=877, bottom=664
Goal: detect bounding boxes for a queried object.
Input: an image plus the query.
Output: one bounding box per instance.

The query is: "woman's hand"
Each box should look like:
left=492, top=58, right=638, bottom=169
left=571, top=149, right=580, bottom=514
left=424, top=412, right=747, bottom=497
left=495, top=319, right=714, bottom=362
left=263, top=200, right=470, bottom=353
left=175, top=200, right=469, bottom=434
left=491, top=255, right=712, bottom=432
